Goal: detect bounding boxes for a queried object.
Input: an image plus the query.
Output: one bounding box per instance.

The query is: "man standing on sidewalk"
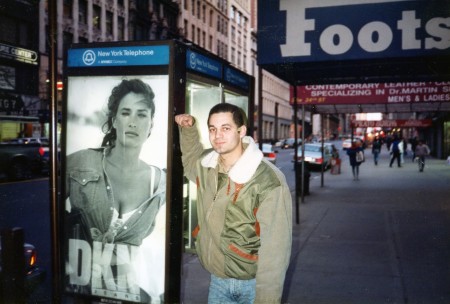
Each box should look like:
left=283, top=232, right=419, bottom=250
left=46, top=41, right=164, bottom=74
left=175, top=103, right=292, bottom=304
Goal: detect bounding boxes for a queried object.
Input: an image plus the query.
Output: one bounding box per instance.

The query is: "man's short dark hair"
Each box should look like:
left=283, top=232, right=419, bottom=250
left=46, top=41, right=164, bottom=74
left=207, top=103, right=247, bottom=127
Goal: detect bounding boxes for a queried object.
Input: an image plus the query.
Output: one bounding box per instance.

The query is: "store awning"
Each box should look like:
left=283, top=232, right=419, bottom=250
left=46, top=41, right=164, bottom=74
left=257, top=0, right=450, bottom=114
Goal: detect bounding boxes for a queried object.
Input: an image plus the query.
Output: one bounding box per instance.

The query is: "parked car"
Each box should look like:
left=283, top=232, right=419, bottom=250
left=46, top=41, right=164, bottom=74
left=282, top=138, right=302, bottom=149
left=274, top=139, right=285, bottom=149
left=7, top=137, right=49, bottom=145
left=293, top=143, right=332, bottom=169
left=342, top=137, right=365, bottom=150
left=262, top=143, right=277, bottom=164
left=0, top=237, right=46, bottom=296
left=0, top=142, right=47, bottom=180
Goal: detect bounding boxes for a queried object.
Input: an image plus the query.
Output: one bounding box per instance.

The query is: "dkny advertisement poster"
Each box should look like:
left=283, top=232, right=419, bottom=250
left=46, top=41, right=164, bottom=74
left=63, top=75, right=168, bottom=303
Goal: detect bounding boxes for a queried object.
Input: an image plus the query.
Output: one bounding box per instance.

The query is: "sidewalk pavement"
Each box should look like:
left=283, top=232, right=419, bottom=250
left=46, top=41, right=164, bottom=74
left=180, top=149, right=450, bottom=304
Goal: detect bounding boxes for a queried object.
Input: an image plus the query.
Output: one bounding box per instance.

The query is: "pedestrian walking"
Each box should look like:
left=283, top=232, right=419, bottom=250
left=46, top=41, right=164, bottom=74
left=347, top=140, right=364, bottom=180
left=410, top=136, right=418, bottom=161
left=400, top=138, right=408, bottom=164
left=389, top=136, right=403, bottom=168
left=372, top=136, right=382, bottom=165
left=175, top=103, right=292, bottom=304
left=414, top=140, right=430, bottom=172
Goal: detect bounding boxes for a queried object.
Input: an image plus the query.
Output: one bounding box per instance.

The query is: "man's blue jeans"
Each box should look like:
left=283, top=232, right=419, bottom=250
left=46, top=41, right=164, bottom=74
left=208, top=274, right=256, bottom=304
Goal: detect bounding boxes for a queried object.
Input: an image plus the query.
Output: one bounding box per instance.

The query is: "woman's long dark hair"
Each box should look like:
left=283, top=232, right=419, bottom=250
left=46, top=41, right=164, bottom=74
left=101, top=79, right=155, bottom=147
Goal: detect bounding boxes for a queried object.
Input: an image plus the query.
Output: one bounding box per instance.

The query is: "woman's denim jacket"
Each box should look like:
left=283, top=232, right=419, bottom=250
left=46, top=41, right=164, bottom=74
left=65, top=148, right=166, bottom=246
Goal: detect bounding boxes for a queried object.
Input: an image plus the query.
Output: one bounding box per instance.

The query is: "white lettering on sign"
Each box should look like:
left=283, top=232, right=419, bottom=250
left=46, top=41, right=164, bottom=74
left=280, top=0, right=450, bottom=57
left=293, top=82, right=450, bottom=105
left=68, top=239, right=141, bottom=301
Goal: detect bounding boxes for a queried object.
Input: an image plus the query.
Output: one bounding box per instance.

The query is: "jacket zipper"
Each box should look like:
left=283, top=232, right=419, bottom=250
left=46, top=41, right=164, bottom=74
left=205, top=172, right=219, bottom=265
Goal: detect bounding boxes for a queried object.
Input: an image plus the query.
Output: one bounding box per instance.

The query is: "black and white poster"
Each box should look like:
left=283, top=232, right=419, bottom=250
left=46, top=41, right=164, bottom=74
left=63, top=75, right=168, bottom=303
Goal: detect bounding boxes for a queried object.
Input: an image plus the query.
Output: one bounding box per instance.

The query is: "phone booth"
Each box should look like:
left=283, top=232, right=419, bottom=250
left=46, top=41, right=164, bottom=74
left=60, top=40, right=254, bottom=304
left=182, top=49, right=254, bottom=251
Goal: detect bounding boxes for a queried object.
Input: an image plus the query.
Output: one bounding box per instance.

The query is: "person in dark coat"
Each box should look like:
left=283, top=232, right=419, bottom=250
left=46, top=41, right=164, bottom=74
left=389, top=136, right=403, bottom=168
left=371, top=136, right=382, bottom=165
left=346, top=140, right=364, bottom=181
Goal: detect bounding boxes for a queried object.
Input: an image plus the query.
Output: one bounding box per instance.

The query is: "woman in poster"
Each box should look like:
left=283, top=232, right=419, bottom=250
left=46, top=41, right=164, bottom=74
left=65, top=78, right=166, bottom=303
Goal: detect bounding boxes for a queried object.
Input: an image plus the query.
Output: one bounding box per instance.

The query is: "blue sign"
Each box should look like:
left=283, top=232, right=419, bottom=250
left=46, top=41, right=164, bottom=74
left=68, top=45, right=170, bottom=67
left=186, top=50, right=222, bottom=79
left=224, top=66, right=249, bottom=90
left=258, top=0, right=450, bottom=65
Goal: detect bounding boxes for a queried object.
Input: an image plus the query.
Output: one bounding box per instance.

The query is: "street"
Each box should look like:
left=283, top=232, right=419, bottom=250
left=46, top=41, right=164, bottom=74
left=1, top=142, right=450, bottom=303
left=0, top=177, right=53, bottom=303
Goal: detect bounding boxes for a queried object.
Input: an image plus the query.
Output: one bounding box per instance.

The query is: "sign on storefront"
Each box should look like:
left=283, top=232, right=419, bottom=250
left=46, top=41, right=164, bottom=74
left=258, top=0, right=450, bottom=65
left=291, top=82, right=450, bottom=105
left=351, top=119, right=433, bottom=128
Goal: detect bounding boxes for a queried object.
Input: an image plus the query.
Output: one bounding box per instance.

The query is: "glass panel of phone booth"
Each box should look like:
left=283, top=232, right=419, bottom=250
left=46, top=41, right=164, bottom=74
left=187, top=85, right=222, bottom=147
left=225, top=93, right=248, bottom=118
left=184, top=82, right=221, bottom=250
left=183, top=81, right=250, bottom=251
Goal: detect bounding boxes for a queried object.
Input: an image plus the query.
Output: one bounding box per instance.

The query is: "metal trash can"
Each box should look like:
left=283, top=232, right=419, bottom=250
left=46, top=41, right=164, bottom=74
left=330, top=157, right=341, bottom=175
left=295, top=162, right=311, bottom=195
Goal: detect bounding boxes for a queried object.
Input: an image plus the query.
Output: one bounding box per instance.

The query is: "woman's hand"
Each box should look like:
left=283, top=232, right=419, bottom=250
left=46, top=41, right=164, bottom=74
left=175, top=114, right=194, bottom=128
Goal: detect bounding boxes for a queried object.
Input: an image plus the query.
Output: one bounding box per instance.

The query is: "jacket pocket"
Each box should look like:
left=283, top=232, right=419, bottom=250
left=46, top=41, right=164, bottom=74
left=224, top=242, right=258, bottom=279
left=68, top=170, right=101, bottom=209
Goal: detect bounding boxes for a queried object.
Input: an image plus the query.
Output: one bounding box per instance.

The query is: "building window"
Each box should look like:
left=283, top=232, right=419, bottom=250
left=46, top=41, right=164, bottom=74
left=135, top=24, right=145, bottom=40
left=137, top=0, right=147, bottom=11
left=118, top=16, right=124, bottom=40
left=197, top=1, right=201, bottom=19
left=191, top=0, right=195, bottom=15
left=197, top=28, right=200, bottom=45
left=79, top=0, right=87, bottom=24
left=0, top=16, right=14, bottom=43
left=184, top=0, right=188, bottom=10
left=63, top=0, right=73, bottom=19
left=63, top=31, right=73, bottom=52
left=0, top=15, right=31, bottom=48
left=106, top=11, right=113, bottom=36
left=184, top=19, right=188, bottom=37
left=202, top=31, right=206, bottom=47
left=209, top=35, right=212, bottom=50
left=79, top=36, right=88, bottom=44
left=202, top=5, right=206, bottom=23
left=209, top=9, right=213, bottom=27
left=18, top=23, right=29, bottom=46
left=93, top=5, right=101, bottom=30
left=191, top=25, right=195, bottom=42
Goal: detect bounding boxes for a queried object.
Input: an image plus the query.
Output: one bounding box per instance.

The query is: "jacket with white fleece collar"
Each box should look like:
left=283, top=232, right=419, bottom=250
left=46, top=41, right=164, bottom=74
left=179, top=124, right=292, bottom=303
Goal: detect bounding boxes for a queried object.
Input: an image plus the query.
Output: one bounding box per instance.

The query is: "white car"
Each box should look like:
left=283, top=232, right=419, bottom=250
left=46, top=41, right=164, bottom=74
left=342, top=137, right=364, bottom=150
left=342, top=139, right=353, bottom=150
left=293, top=143, right=332, bottom=169
left=262, top=143, right=277, bottom=164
